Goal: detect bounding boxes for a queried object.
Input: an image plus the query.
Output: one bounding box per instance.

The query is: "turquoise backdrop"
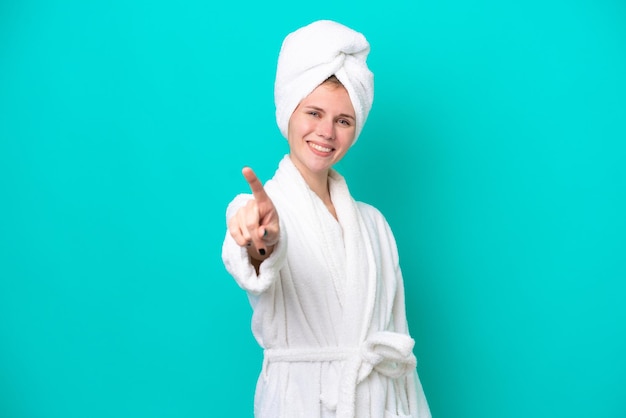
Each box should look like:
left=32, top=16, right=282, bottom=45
left=1, top=1, right=625, bottom=417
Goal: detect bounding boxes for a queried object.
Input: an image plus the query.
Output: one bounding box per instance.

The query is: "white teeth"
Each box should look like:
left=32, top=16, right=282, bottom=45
left=309, top=142, right=332, bottom=152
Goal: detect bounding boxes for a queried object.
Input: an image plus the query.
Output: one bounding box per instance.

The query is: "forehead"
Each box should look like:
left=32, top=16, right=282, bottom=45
left=299, top=83, right=355, bottom=115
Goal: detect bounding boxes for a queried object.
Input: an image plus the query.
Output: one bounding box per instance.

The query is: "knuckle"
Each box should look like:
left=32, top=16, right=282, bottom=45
left=227, top=220, right=240, bottom=235
left=240, top=226, right=251, bottom=240
left=245, top=199, right=257, bottom=210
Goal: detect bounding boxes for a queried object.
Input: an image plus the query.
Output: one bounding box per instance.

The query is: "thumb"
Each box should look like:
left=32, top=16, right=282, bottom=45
left=258, top=221, right=279, bottom=248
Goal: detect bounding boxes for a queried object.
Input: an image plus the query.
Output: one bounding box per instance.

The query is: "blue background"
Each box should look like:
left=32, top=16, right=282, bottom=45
left=1, top=1, right=625, bottom=417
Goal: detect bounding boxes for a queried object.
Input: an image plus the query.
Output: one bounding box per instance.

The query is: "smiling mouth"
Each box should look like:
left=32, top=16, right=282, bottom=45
left=308, top=142, right=334, bottom=153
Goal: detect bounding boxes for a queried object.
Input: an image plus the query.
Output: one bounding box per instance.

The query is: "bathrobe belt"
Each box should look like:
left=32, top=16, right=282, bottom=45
left=263, top=331, right=417, bottom=418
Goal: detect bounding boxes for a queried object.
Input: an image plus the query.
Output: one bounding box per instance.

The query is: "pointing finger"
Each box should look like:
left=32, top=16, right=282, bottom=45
left=242, top=167, right=271, bottom=205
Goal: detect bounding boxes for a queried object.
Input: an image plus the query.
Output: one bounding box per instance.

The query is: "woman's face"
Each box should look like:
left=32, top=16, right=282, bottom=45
left=287, top=82, right=356, bottom=183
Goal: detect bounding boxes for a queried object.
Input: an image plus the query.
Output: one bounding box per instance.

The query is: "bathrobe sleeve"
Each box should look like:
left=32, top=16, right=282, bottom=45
left=382, top=217, right=432, bottom=417
left=387, top=220, right=411, bottom=336
left=384, top=216, right=432, bottom=418
left=358, top=202, right=432, bottom=417
left=221, top=193, right=288, bottom=295
left=357, top=202, right=412, bottom=333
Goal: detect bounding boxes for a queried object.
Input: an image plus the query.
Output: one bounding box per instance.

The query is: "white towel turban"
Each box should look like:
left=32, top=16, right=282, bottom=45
left=274, top=20, right=374, bottom=145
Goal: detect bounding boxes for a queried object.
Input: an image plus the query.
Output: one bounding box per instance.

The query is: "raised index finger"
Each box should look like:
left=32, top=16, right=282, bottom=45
left=242, top=167, right=270, bottom=203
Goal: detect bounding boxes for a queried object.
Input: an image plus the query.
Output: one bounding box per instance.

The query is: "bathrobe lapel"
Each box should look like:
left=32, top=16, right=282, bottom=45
left=328, top=170, right=377, bottom=344
left=272, top=155, right=377, bottom=345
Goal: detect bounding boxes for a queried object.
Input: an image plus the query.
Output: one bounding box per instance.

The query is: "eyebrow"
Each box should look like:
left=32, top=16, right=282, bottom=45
left=304, top=106, right=356, bottom=120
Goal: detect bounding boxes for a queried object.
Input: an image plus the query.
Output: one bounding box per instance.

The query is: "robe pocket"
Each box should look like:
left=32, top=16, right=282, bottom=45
left=384, top=410, right=412, bottom=418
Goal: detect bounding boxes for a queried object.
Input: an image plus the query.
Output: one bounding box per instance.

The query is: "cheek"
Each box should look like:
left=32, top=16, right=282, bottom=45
left=289, top=117, right=314, bottom=137
left=286, top=121, right=297, bottom=142
left=340, top=131, right=356, bottom=147
left=287, top=120, right=306, bottom=146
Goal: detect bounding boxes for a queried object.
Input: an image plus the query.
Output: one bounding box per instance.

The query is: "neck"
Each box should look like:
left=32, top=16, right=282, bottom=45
left=308, top=174, right=337, bottom=220
left=288, top=155, right=334, bottom=208
left=303, top=170, right=331, bottom=204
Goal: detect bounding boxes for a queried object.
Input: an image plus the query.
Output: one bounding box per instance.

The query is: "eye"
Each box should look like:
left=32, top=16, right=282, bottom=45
left=307, top=111, right=320, bottom=118
left=338, top=118, right=352, bottom=126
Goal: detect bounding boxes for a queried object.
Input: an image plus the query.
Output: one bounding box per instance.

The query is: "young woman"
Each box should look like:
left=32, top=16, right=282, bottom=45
left=222, top=20, right=431, bottom=418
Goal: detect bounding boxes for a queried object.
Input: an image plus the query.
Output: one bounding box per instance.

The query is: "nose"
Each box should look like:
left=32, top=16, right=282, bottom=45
left=316, top=118, right=335, bottom=140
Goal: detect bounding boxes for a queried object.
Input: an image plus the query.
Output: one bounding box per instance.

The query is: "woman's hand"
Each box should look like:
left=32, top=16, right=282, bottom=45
left=228, top=167, right=280, bottom=261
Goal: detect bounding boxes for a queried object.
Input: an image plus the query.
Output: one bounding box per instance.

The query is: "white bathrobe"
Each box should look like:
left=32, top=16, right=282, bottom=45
left=222, top=155, right=431, bottom=418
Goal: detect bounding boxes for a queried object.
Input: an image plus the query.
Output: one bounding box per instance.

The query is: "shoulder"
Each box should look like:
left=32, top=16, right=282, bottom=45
left=355, top=200, right=400, bottom=262
left=356, top=201, right=393, bottom=234
left=356, top=200, right=383, bottom=219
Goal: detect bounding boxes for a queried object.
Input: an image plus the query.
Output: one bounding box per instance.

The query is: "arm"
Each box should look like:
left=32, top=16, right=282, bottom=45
left=227, top=167, right=280, bottom=273
left=222, top=167, right=287, bottom=296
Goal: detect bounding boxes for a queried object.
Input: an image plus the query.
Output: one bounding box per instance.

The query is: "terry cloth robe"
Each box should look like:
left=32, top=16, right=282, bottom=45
left=222, top=155, right=431, bottom=418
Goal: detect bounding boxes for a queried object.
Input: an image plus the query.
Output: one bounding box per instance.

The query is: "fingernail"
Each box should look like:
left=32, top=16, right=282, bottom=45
left=259, top=248, right=266, bottom=256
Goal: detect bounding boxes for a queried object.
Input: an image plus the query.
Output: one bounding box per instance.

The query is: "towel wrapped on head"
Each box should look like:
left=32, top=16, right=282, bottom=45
left=274, top=20, right=374, bottom=145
